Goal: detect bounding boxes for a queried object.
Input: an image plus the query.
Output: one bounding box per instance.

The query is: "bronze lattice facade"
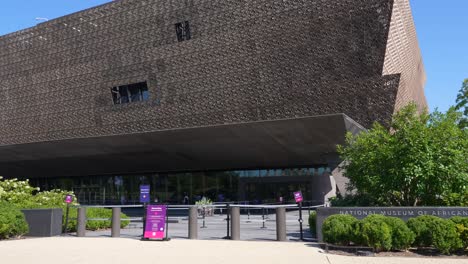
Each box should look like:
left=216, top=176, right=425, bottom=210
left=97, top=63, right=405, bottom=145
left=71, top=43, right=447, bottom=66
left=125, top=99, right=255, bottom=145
left=0, top=0, right=425, bottom=204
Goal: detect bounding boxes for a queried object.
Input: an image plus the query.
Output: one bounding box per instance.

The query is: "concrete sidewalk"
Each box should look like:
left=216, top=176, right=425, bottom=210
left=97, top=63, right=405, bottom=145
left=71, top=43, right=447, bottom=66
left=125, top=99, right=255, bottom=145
left=0, top=237, right=465, bottom=264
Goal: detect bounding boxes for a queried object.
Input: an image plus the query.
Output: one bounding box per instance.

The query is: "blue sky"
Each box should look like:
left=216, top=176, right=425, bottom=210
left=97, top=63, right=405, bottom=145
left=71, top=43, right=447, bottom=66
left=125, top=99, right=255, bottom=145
left=0, top=0, right=465, bottom=113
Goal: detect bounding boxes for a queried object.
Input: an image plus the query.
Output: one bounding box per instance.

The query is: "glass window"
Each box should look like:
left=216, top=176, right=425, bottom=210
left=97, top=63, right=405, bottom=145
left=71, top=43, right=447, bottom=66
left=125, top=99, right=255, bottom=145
left=246, top=170, right=260, bottom=177
left=309, top=168, right=316, bottom=176
left=142, top=86, right=150, bottom=100
left=119, top=85, right=129, bottom=103
left=175, top=21, right=191, bottom=42
left=318, top=167, right=325, bottom=176
left=111, top=82, right=149, bottom=105
left=111, top=87, right=120, bottom=104
left=128, top=84, right=142, bottom=102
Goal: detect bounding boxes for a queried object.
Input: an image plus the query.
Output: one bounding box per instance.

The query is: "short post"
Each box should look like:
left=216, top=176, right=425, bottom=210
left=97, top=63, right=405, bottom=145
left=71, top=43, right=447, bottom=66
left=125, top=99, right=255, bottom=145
left=77, top=207, right=86, bottom=237
left=63, top=203, right=70, bottom=233
left=230, top=206, right=240, bottom=240
left=298, top=202, right=304, bottom=241
left=261, top=208, right=266, bottom=229
left=224, top=204, right=231, bottom=239
left=201, top=206, right=207, bottom=228
left=188, top=206, right=198, bottom=239
left=165, top=206, right=170, bottom=241
left=142, top=203, right=147, bottom=238
left=111, top=207, right=121, bottom=238
left=276, top=207, right=286, bottom=241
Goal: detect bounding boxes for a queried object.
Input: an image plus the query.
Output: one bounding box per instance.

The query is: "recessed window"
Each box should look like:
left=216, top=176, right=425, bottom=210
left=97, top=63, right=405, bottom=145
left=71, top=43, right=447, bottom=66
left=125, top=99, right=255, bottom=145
left=175, top=21, right=191, bottom=42
left=111, top=81, right=149, bottom=105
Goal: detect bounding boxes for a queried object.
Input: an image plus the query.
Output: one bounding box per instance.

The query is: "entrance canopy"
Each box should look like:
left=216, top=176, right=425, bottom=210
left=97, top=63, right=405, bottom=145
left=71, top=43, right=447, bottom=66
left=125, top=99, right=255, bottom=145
left=0, top=114, right=364, bottom=178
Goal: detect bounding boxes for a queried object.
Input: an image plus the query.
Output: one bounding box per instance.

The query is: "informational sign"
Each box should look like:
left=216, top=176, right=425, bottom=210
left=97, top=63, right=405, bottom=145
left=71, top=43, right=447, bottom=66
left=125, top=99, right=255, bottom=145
left=316, top=207, right=468, bottom=242
left=64, top=194, right=74, bottom=204
left=144, top=205, right=167, bottom=240
left=294, top=191, right=303, bottom=203
left=140, top=185, right=150, bottom=203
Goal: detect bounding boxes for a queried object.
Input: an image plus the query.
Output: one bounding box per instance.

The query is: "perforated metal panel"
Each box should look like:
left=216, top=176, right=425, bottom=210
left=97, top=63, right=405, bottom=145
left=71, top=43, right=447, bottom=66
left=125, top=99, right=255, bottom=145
left=0, top=0, right=423, bottom=148
left=383, top=0, right=427, bottom=112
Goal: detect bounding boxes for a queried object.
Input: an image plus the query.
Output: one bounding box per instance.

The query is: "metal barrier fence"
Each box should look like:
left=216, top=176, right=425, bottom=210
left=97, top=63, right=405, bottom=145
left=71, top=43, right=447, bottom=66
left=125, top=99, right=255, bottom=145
left=71, top=203, right=324, bottom=241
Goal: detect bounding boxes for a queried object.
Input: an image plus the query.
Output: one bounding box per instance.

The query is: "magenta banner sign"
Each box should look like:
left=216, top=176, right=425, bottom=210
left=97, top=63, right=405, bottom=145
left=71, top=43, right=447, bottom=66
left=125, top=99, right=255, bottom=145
left=144, top=205, right=167, bottom=240
left=140, top=185, right=151, bottom=203
left=65, top=194, right=73, bottom=204
left=294, top=191, right=303, bottom=203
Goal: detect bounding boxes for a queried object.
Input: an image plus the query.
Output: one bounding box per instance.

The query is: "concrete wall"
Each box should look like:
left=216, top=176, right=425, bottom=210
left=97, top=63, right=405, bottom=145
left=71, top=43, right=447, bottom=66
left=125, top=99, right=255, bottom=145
left=316, top=207, right=468, bottom=242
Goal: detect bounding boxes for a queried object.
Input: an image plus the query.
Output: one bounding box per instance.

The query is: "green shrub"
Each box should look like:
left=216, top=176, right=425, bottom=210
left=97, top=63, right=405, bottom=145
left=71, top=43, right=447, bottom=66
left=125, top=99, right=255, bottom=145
left=408, top=215, right=462, bottom=254
left=322, top=214, right=358, bottom=246
left=64, top=208, right=130, bottom=232
left=357, top=214, right=392, bottom=251
left=407, top=215, right=434, bottom=247
left=0, top=202, right=29, bottom=239
left=0, top=178, right=40, bottom=209
left=450, top=217, right=468, bottom=249
left=432, top=219, right=463, bottom=254
left=0, top=177, right=79, bottom=211
left=0, top=178, right=131, bottom=234
left=31, top=190, right=79, bottom=209
left=308, top=211, right=317, bottom=237
left=384, top=216, right=415, bottom=251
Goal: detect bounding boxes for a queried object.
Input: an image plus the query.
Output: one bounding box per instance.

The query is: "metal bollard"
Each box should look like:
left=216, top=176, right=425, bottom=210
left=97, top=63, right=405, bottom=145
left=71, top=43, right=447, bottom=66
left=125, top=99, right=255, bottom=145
left=111, top=207, right=121, bottom=238
left=276, top=207, right=287, bottom=241
left=225, top=204, right=231, bottom=239
left=261, top=208, right=266, bottom=229
left=188, top=206, right=198, bottom=239
left=230, top=207, right=240, bottom=240
left=201, top=206, right=207, bottom=228
left=77, top=207, right=86, bottom=237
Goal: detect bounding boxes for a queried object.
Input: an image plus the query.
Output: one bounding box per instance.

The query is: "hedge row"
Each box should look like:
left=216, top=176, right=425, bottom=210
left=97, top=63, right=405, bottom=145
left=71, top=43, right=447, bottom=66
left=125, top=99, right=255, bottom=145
left=322, top=214, right=468, bottom=254
left=0, top=202, right=28, bottom=239
left=309, top=211, right=317, bottom=236
left=65, top=208, right=130, bottom=232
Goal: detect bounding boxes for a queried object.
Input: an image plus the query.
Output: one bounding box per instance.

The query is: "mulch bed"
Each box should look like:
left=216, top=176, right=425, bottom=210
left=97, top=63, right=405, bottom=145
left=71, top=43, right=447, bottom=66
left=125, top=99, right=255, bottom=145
left=320, top=244, right=468, bottom=258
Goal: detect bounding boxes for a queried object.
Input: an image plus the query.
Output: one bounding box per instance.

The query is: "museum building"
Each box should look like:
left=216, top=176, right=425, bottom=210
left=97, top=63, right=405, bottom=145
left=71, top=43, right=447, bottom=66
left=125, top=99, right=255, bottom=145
left=0, top=0, right=426, bottom=205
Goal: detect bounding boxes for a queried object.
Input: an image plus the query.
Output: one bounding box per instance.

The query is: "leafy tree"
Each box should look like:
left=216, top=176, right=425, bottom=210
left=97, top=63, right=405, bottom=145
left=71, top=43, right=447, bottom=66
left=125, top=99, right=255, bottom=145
left=337, top=103, right=468, bottom=206
left=455, top=79, right=468, bottom=128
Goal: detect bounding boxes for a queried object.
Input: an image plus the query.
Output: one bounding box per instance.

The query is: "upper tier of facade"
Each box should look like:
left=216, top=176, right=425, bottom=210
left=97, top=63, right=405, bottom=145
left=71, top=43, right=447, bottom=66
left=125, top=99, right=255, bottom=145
left=0, top=0, right=425, bottom=147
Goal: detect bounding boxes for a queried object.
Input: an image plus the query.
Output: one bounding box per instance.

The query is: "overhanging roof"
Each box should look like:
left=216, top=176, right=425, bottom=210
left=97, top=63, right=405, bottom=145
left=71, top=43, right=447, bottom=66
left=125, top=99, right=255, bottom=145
left=0, top=114, right=364, bottom=178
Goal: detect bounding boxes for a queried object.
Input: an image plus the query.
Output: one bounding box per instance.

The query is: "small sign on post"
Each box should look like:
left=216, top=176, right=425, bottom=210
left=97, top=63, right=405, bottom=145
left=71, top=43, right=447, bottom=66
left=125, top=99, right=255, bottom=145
left=65, top=194, right=74, bottom=204
left=140, top=185, right=150, bottom=204
left=293, top=191, right=304, bottom=241
left=294, top=191, right=303, bottom=203
left=63, top=194, right=74, bottom=233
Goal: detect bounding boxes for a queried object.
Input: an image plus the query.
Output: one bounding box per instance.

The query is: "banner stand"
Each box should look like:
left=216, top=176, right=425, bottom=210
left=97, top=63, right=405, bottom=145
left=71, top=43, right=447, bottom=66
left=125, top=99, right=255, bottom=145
left=141, top=204, right=170, bottom=242
left=141, top=202, right=147, bottom=240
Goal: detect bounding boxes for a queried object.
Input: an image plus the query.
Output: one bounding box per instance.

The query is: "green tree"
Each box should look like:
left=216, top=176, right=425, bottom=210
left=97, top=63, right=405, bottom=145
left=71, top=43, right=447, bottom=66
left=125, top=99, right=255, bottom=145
left=455, top=79, right=468, bottom=128
left=337, top=103, right=468, bottom=206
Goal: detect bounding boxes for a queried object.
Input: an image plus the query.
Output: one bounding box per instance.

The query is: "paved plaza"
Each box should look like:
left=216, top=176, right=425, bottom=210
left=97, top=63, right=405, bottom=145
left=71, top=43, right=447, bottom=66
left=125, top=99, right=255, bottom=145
left=2, top=209, right=465, bottom=264
left=1, top=237, right=466, bottom=264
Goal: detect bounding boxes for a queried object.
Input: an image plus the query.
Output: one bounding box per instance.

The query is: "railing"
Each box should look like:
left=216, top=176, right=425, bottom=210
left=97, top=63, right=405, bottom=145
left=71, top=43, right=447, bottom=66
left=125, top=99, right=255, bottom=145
left=70, top=203, right=324, bottom=241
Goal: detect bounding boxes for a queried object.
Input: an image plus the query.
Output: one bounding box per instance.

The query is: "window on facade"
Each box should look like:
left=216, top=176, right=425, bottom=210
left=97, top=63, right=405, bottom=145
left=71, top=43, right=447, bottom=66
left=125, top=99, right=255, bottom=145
left=111, top=81, right=149, bottom=105
left=175, top=21, right=191, bottom=42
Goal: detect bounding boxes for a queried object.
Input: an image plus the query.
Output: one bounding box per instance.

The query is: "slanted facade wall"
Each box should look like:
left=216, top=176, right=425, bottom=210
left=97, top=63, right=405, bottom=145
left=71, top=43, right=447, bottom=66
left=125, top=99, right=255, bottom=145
left=383, top=0, right=427, bottom=113
left=0, top=0, right=400, bottom=148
